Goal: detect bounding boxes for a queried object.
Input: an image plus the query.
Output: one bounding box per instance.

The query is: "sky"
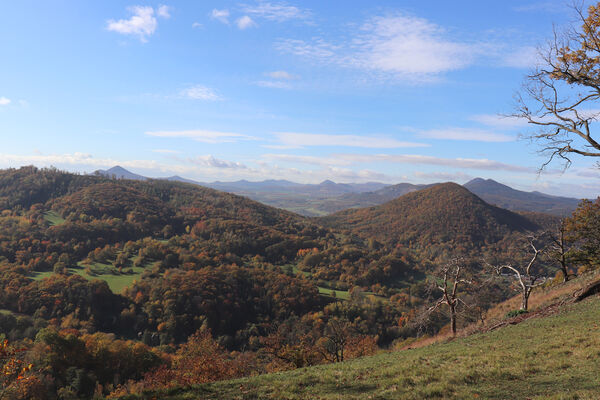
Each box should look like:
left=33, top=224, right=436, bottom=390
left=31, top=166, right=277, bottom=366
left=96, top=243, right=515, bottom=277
left=1, top=0, right=599, bottom=198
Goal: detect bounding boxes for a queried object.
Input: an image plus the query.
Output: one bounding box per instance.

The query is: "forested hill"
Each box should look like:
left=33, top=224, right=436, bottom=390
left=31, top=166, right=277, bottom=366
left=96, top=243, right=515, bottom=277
left=319, top=182, right=543, bottom=253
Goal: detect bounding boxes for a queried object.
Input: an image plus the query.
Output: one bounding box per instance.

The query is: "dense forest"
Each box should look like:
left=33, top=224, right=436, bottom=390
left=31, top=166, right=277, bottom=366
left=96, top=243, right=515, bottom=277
left=0, top=166, right=594, bottom=399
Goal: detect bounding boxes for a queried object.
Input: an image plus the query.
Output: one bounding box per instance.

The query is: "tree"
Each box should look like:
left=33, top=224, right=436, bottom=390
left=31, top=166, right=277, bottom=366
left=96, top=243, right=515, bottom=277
left=427, top=258, right=473, bottom=336
left=565, top=198, right=600, bottom=267
left=490, top=235, right=547, bottom=311
left=548, top=219, right=575, bottom=282
left=514, top=2, right=600, bottom=169
left=317, top=317, right=352, bottom=363
left=0, top=340, right=35, bottom=400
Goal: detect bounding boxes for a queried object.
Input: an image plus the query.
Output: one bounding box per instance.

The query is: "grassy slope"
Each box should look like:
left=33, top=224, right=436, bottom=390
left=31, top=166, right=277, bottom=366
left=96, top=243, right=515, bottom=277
left=125, top=294, right=600, bottom=400
left=43, top=210, right=66, bottom=226
left=31, top=261, right=149, bottom=294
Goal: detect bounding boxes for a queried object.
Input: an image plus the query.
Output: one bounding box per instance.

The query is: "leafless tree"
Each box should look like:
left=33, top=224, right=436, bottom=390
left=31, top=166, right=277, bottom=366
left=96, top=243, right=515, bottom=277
left=428, top=258, right=473, bottom=336
left=490, top=235, right=547, bottom=311
left=513, top=2, right=600, bottom=170
left=548, top=219, right=575, bottom=282
left=318, top=317, right=351, bottom=363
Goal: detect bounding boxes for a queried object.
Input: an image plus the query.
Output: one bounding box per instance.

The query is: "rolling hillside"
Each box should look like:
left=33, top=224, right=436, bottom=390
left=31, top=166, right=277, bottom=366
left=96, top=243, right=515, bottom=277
left=119, top=283, right=600, bottom=400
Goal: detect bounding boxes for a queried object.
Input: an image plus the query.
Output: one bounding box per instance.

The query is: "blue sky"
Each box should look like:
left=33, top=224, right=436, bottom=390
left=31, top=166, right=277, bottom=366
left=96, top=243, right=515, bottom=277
left=1, top=0, right=599, bottom=197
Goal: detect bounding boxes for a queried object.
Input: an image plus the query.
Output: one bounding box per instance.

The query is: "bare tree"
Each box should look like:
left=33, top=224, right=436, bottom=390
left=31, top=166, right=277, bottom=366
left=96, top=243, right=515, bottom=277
left=514, top=2, right=600, bottom=170
left=548, top=219, right=575, bottom=282
left=318, top=317, right=352, bottom=363
left=490, top=235, right=547, bottom=311
left=428, top=258, right=473, bottom=336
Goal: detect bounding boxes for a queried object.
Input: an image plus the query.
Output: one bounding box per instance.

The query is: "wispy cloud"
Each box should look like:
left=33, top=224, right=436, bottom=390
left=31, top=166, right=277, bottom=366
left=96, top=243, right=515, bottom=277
left=262, top=153, right=351, bottom=166
left=236, top=15, right=257, bottom=29
left=152, top=149, right=180, bottom=154
left=156, top=5, right=171, bottom=18
left=418, top=128, right=515, bottom=142
left=500, top=46, right=539, bottom=69
left=469, top=114, right=529, bottom=128
left=414, top=171, right=473, bottom=181
left=267, top=70, right=297, bottom=80
left=278, top=14, right=474, bottom=82
left=211, top=9, right=230, bottom=24
left=256, top=80, right=291, bottom=89
left=334, top=153, right=532, bottom=172
left=513, top=2, right=566, bottom=13
left=145, top=129, right=253, bottom=143
left=240, top=1, right=310, bottom=22
left=0, top=97, right=10, bottom=106
left=179, top=85, right=222, bottom=101
left=273, top=132, right=429, bottom=149
left=277, top=13, right=543, bottom=83
left=106, top=5, right=170, bottom=42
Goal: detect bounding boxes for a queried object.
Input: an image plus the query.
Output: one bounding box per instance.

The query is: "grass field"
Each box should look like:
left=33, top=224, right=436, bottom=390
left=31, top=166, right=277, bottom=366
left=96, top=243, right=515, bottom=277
left=31, top=261, right=147, bottom=294
left=122, top=293, right=600, bottom=400
left=43, top=210, right=66, bottom=226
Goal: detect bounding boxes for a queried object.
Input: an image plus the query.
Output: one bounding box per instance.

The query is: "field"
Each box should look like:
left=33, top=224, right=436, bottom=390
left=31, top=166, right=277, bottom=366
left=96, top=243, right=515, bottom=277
left=43, top=210, right=66, bottom=226
left=123, top=293, right=600, bottom=400
left=31, top=261, right=148, bottom=294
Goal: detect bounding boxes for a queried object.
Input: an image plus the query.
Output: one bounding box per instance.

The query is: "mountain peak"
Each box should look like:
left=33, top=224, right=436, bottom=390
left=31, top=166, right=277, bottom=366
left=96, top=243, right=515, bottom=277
left=93, top=166, right=147, bottom=181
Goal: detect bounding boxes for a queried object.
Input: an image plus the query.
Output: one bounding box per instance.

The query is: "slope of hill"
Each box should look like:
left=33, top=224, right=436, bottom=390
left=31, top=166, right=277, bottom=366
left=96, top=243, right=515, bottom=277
left=122, top=291, right=600, bottom=400
left=464, top=178, right=580, bottom=216
left=319, top=183, right=541, bottom=251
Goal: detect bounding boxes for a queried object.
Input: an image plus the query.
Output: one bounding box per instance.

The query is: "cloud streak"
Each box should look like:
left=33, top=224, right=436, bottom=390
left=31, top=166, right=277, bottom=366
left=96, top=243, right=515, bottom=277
left=418, top=128, right=515, bottom=142
left=240, top=2, right=310, bottom=22
left=179, top=85, right=222, bottom=101
left=273, top=132, right=429, bottom=149
left=145, top=130, right=253, bottom=143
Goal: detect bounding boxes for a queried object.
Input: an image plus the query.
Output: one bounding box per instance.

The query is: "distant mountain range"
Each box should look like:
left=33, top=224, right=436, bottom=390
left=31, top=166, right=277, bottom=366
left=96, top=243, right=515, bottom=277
left=93, top=166, right=584, bottom=217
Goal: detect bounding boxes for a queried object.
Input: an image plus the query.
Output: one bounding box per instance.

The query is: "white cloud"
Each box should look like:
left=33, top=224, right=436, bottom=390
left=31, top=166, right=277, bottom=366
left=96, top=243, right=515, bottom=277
left=267, top=70, right=296, bottom=79
left=0, top=97, right=10, bottom=106
left=273, top=132, right=429, bottom=149
left=418, top=128, right=515, bottom=142
left=278, top=14, right=474, bottom=82
left=354, top=15, right=474, bottom=78
left=236, top=15, right=257, bottom=29
left=192, top=22, right=203, bottom=29
left=106, top=5, right=169, bottom=42
left=211, top=9, right=230, bottom=24
left=240, top=1, right=310, bottom=22
left=190, top=155, right=247, bottom=169
left=156, top=5, right=171, bottom=18
left=179, top=85, right=221, bottom=101
left=145, top=129, right=253, bottom=143
left=256, top=80, right=291, bottom=89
